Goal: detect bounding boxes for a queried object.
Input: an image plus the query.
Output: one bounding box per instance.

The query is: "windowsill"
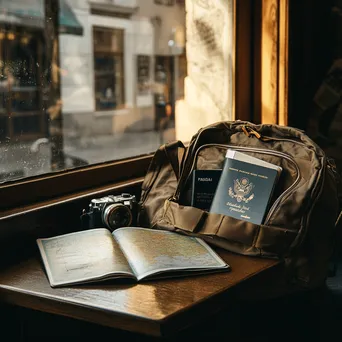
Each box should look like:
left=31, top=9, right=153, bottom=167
left=94, top=108, right=131, bottom=117
left=0, top=155, right=152, bottom=212
left=0, top=177, right=144, bottom=222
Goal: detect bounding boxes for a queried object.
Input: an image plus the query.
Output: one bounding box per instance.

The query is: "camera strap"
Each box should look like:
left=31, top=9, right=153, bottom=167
left=80, top=209, right=90, bottom=229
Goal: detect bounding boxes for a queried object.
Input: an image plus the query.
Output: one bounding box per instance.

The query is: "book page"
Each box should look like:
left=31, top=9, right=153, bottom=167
left=113, top=227, right=229, bottom=280
left=37, top=229, right=134, bottom=287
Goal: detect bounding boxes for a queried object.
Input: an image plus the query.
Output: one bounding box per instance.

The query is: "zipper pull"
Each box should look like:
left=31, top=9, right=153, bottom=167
left=242, top=125, right=261, bottom=139
left=168, top=195, right=177, bottom=202
left=164, top=197, right=174, bottom=212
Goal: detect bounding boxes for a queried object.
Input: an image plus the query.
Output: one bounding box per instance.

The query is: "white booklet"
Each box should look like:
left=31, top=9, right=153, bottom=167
left=226, top=149, right=282, bottom=174
left=37, top=227, right=230, bottom=287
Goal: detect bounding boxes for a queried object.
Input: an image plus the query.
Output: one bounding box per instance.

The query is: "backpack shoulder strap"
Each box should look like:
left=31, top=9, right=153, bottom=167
left=141, top=140, right=185, bottom=193
left=164, top=140, right=186, bottom=179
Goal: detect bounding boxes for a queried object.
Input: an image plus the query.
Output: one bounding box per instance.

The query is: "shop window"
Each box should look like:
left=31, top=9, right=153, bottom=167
left=0, top=29, right=44, bottom=141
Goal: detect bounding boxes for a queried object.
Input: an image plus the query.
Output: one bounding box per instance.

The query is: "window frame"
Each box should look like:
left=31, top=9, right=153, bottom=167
left=0, top=155, right=152, bottom=212
left=1, top=0, right=262, bottom=213
left=252, top=0, right=290, bottom=125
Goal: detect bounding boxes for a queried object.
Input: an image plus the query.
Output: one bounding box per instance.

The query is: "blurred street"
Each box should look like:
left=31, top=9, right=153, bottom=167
left=0, top=124, right=175, bottom=183
left=0, top=0, right=185, bottom=184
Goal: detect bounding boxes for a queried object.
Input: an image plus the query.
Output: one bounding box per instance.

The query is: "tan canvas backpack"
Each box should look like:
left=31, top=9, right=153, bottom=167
left=138, top=121, right=342, bottom=298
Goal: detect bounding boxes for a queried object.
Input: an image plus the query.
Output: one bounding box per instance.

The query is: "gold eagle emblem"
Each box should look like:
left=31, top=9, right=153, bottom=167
left=228, top=178, right=254, bottom=203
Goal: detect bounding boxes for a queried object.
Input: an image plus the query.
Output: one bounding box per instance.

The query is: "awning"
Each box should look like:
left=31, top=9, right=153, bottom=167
left=59, top=0, right=83, bottom=36
left=0, top=0, right=83, bottom=36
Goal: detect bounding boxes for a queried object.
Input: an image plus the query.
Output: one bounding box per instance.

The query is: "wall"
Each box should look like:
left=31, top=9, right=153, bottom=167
left=59, top=0, right=93, bottom=115
left=59, top=0, right=155, bottom=136
left=175, top=0, right=233, bottom=141
left=90, top=13, right=154, bottom=132
left=91, top=0, right=138, bottom=7
left=59, top=0, right=106, bottom=136
left=135, top=0, right=185, bottom=56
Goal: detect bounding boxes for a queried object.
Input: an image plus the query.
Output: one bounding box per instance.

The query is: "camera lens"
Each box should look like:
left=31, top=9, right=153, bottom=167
left=102, top=204, right=132, bottom=231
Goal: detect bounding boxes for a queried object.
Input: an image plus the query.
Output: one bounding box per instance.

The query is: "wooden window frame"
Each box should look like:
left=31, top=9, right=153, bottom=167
left=253, top=0, right=290, bottom=125
left=0, top=155, right=152, bottom=215
left=0, top=0, right=266, bottom=215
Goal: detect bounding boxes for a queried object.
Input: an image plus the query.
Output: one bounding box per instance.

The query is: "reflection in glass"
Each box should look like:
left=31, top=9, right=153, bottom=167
left=0, top=0, right=189, bottom=182
left=0, top=30, right=42, bottom=138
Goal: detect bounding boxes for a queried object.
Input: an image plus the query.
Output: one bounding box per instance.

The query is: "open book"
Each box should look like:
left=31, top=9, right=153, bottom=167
left=37, top=227, right=230, bottom=287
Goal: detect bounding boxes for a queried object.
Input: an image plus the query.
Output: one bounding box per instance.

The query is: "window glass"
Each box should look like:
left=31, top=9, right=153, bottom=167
left=0, top=0, right=234, bottom=184
left=93, top=27, right=124, bottom=111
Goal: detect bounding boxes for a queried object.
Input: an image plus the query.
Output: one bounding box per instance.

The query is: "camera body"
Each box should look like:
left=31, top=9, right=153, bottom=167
left=81, top=193, right=138, bottom=231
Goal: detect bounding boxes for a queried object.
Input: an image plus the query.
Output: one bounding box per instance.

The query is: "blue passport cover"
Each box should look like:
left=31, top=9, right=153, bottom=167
left=191, top=170, right=222, bottom=211
left=209, top=158, right=279, bottom=224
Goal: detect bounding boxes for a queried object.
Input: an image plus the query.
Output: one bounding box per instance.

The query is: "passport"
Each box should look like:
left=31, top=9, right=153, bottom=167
left=191, top=169, right=222, bottom=211
left=210, top=151, right=281, bottom=224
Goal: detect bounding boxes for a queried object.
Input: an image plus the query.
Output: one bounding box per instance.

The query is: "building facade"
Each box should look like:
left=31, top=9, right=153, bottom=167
left=60, top=0, right=185, bottom=138
left=0, top=0, right=185, bottom=142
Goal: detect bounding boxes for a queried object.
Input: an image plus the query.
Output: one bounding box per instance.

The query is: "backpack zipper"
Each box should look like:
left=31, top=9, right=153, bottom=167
left=242, top=126, right=330, bottom=242
left=175, top=143, right=301, bottom=225
left=165, top=123, right=325, bottom=228
left=175, top=123, right=307, bottom=200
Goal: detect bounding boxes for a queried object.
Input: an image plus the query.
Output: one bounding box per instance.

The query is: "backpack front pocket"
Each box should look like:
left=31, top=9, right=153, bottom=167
left=180, top=144, right=301, bottom=226
left=156, top=200, right=297, bottom=257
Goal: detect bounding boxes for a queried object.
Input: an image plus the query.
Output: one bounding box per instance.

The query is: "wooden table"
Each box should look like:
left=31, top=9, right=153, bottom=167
left=0, top=250, right=279, bottom=338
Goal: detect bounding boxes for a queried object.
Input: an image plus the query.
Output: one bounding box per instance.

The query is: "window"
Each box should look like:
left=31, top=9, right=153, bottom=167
left=137, top=55, right=151, bottom=96
left=93, top=27, right=124, bottom=111
left=0, top=30, right=44, bottom=140
left=0, top=0, right=251, bottom=211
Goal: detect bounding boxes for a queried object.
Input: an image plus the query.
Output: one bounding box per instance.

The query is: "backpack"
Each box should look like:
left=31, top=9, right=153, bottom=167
left=138, top=121, right=341, bottom=299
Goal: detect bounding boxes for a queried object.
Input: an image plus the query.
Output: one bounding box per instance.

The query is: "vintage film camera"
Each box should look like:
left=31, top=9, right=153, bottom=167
left=81, top=193, right=138, bottom=231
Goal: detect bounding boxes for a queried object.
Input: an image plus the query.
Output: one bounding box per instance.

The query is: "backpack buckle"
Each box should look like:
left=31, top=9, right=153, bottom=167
left=242, top=125, right=261, bottom=139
